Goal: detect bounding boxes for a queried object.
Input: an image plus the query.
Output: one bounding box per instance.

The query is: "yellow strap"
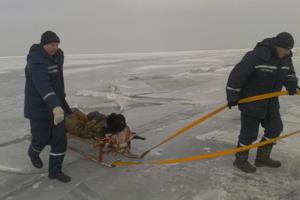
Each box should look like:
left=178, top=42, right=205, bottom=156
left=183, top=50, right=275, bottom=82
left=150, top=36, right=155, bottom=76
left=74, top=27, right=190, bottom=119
left=113, top=130, right=300, bottom=166
left=238, top=90, right=289, bottom=104
left=140, top=90, right=299, bottom=158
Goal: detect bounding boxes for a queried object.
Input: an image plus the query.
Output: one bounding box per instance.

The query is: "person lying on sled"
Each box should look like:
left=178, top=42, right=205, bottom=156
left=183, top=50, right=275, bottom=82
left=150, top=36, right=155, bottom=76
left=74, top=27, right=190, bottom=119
left=65, top=109, right=145, bottom=152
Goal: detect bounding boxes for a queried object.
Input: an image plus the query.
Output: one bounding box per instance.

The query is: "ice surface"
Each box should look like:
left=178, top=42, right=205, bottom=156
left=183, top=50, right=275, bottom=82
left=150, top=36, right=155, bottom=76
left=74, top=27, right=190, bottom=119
left=0, top=49, right=299, bottom=200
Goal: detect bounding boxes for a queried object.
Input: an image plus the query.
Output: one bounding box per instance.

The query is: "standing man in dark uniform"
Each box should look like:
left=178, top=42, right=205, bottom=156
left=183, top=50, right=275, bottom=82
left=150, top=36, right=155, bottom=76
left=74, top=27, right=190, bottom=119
left=226, top=32, right=298, bottom=173
left=24, top=31, right=72, bottom=182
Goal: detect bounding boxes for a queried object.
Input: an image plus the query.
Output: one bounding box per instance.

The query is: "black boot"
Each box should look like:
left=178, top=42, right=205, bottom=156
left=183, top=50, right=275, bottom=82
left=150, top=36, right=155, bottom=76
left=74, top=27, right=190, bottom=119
left=233, top=144, right=256, bottom=173
left=48, top=171, right=71, bottom=183
left=29, top=156, right=43, bottom=169
left=28, top=146, right=43, bottom=169
left=255, top=139, right=281, bottom=168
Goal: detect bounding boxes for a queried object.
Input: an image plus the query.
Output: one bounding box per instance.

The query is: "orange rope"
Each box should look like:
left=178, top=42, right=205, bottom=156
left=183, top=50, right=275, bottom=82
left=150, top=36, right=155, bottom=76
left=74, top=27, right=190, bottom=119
left=140, top=90, right=299, bottom=158
left=113, top=130, right=300, bottom=166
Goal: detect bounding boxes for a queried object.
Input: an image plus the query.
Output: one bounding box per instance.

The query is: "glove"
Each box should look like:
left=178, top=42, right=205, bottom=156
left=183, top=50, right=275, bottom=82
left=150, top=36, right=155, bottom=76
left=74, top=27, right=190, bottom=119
left=286, top=82, right=298, bottom=95
left=228, top=101, right=238, bottom=109
left=53, top=106, right=64, bottom=125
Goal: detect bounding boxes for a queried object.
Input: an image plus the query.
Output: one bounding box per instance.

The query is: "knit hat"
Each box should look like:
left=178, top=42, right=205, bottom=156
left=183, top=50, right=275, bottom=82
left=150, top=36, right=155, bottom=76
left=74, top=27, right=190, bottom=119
left=273, top=32, right=294, bottom=49
left=40, top=31, right=60, bottom=45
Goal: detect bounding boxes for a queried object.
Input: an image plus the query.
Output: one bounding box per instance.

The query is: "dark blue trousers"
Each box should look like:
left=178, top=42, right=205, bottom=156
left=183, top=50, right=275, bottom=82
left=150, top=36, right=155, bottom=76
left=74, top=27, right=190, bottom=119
left=238, top=110, right=283, bottom=146
left=28, top=119, right=67, bottom=175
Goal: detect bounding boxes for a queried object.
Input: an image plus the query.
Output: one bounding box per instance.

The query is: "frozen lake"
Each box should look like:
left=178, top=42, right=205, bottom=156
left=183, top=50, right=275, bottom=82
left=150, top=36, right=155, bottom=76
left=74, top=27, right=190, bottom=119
left=0, top=49, right=300, bottom=200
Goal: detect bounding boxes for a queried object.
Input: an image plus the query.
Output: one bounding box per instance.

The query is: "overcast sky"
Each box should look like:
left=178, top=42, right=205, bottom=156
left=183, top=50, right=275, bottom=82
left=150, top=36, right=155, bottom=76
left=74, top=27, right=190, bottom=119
left=0, top=0, right=299, bottom=56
